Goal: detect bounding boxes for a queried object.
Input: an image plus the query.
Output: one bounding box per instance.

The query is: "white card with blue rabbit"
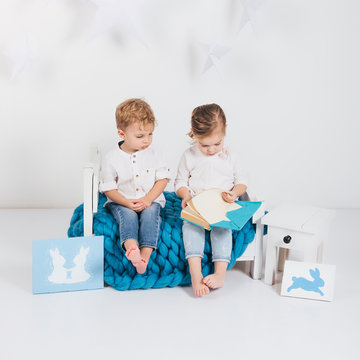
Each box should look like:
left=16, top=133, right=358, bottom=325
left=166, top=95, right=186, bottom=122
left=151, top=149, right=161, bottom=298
left=32, top=236, right=104, bottom=294
left=281, top=260, right=336, bottom=301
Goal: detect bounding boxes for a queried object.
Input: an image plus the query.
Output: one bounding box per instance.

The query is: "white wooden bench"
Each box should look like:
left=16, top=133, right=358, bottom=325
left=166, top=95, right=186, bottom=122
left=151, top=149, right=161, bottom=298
left=82, top=148, right=266, bottom=280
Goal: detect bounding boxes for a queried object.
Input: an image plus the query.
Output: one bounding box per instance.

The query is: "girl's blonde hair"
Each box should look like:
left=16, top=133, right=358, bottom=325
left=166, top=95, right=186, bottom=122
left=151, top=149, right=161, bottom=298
left=115, top=98, right=156, bottom=129
left=188, top=103, right=226, bottom=139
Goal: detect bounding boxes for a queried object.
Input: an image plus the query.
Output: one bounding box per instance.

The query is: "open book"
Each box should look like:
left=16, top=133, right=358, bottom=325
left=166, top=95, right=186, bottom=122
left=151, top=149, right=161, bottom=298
left=181, top=188, right=262, bottom=231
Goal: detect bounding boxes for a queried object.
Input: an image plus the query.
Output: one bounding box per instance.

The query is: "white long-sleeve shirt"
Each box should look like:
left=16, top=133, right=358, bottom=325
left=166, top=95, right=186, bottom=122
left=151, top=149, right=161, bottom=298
left=174, top=144, right=248, bottom=197
left=100, top=142, right=171, bottom=207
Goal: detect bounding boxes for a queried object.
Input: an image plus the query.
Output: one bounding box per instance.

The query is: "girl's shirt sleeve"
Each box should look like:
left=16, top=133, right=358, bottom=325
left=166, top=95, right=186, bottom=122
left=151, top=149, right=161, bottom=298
left=174, top=151, right=191, bottom=193
left=231, top=151, right=248, bottom=187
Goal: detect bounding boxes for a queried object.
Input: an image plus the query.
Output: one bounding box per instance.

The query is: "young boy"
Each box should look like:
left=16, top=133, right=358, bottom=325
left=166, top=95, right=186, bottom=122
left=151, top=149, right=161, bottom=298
left=100, top=99, right=170, bottom=274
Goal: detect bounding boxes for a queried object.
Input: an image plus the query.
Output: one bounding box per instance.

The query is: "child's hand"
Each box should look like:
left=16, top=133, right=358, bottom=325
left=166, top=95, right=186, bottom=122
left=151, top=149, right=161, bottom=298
left=181, top=196, right=192, bottom=209
left=137, top=196, right=152, bottom=209
left=126, top=199, right=146, bottom=212
left=222, top=191, right=237, bottom=203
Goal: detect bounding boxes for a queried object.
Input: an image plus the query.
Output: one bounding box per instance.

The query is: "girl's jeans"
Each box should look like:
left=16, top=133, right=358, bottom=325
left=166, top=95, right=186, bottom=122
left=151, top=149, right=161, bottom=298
left=182, top=221, right=232, bottom=263
left=107, top=202, right=161, bottom=250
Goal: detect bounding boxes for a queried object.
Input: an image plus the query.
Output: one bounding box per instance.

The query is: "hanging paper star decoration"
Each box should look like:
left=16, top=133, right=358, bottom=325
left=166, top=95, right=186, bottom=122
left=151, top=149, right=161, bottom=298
left=86, top=0, right=148, bottom=46
left=198, top=42, right=232, bottom=74
left=3, top=38, right=39, bottom=80
left=238, top=0, right=264, bottom=33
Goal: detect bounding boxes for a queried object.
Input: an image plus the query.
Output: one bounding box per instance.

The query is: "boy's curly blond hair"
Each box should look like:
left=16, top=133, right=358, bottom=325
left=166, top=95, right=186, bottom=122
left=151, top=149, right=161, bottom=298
left=115, top=98, right=156, bottom=130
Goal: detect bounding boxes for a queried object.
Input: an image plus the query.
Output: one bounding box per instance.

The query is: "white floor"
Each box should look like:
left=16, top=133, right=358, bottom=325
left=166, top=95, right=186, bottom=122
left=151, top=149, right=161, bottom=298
left=1, top=209, right=359, bottom=360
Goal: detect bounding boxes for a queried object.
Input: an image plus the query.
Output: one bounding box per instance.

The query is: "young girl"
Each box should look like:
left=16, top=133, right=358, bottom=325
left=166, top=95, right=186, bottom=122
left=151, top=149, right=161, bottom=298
left=175, top=104, right=248, bottom=296
left=100, top=99, right=171, bottom=274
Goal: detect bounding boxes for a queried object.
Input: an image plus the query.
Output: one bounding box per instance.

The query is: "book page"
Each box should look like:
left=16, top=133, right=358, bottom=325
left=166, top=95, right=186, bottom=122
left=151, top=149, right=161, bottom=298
left=182, top=204, right=202, bottom=219
left=181, top=205, right=210, bottom=230
left=190, top=188, right=241, bottom=225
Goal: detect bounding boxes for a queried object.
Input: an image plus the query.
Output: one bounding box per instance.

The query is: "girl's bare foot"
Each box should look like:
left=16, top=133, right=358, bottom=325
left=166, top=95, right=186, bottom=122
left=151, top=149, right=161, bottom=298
left=203, top=273, right=226, bottom=289
left=191, top=276, right=210, bottom=297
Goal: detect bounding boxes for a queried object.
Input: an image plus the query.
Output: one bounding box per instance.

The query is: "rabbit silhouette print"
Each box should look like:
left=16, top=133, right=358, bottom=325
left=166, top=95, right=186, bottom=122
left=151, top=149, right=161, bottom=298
left=287, top=268, right=325, bottom=296
left=48, top=246, right=91, bottom=284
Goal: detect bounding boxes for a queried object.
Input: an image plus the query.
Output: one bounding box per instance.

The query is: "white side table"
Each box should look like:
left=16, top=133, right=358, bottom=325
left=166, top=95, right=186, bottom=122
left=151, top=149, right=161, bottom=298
left=262, top=204, right=335, bottom=285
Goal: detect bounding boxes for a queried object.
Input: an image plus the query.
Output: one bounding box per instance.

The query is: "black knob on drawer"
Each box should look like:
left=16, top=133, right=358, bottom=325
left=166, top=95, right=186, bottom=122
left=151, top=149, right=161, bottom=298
left=283, top=235, right=292, bottom=244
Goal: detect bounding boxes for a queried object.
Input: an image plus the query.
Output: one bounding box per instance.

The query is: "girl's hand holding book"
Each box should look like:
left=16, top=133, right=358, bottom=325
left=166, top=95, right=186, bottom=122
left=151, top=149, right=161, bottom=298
left=181, top=195, right=192, bottom=209
left=221, top=191, right=237, bottom=203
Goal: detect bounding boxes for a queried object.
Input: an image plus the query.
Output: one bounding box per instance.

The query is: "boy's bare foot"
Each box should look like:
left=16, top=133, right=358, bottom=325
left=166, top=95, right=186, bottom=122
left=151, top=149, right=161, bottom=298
left=203, top=273, right=226, bottom=289
left=125, top=246, right=148, bottom=274
left=191, top=276, right=210, bottom=297
left=125, top=246, right=141, bottom=265
left=135, top=258, right=148, bottom=274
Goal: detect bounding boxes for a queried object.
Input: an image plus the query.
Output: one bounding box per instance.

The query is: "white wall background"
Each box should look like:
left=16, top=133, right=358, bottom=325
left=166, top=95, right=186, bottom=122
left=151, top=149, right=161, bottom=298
left=0, top=0, right=359, bottom=209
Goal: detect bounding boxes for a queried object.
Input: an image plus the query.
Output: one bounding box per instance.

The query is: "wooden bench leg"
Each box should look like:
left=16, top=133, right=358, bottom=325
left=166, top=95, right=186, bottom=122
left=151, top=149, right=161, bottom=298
left=264, top=242, right=277, bottom=285
left=278, top=248, right=289, bottom=272
left=249, top=222, right=264, bottom=280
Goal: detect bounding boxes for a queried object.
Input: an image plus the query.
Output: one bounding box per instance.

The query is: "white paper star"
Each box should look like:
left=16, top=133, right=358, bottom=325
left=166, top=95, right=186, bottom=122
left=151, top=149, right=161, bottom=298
left=3, top=38, right=39, bottom=80
left=198, top=42, right=232, bottom=74
left=42, top=0, right=65, bottom=4
left=238, top=0, right=264, bottom=33
left=87, top=0, right=148, bottom=46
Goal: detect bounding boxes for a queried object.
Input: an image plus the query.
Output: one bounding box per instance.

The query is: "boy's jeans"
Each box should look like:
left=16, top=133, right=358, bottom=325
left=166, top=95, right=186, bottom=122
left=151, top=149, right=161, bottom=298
left=107, top=202, right=161, bottom=250
left=182, top=221, right=232, bottom=263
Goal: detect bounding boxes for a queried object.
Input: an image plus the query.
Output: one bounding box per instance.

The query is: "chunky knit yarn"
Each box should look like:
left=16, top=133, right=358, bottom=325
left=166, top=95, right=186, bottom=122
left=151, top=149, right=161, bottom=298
left=68, top=192, right=256, bottom=290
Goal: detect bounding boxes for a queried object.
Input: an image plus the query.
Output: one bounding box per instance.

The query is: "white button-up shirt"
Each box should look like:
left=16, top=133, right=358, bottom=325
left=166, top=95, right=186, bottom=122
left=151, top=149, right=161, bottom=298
left=174, top=144, right=248, bottom=197
left=100, top=142, right=170, bottom=207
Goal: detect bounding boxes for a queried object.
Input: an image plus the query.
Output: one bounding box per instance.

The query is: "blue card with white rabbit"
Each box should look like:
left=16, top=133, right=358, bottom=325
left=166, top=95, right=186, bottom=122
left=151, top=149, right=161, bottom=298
left=32, top=236, right=104, bottom=294
left=281, top=260, right=336, bottom=301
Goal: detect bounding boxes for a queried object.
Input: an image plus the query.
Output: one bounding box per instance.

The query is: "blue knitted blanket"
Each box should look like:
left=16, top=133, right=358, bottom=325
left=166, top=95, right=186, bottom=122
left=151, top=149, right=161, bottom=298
left=68, top=192, right=256, bottom=291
